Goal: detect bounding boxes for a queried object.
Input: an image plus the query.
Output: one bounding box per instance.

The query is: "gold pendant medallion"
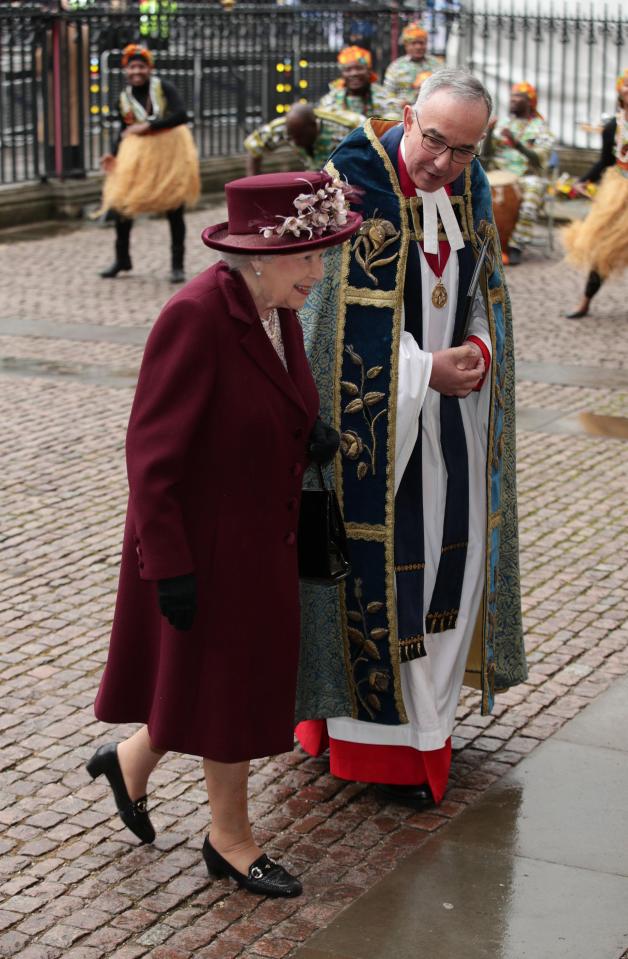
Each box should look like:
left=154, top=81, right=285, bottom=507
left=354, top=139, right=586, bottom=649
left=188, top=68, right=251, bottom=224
left=431, top=278, right=448, bottom=309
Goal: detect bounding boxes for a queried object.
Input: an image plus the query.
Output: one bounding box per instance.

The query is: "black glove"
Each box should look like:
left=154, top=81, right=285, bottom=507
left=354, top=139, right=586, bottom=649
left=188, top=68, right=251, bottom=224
left=308, top=417, right=340, bottom=466
left=157, top=573, right=197, bottom=631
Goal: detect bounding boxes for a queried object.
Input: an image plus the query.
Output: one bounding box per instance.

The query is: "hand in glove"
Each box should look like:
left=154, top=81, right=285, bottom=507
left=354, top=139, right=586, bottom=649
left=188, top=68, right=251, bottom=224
left=308, top=417, right=340, bottom=466
left=157, top=573, right=197, bottom=631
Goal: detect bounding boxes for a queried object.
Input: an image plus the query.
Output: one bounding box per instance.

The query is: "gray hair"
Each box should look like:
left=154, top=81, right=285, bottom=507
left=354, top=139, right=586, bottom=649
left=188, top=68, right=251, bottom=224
left=221, top=252, right=275, bottom=272
left=414, top=68, right=492, bottom=119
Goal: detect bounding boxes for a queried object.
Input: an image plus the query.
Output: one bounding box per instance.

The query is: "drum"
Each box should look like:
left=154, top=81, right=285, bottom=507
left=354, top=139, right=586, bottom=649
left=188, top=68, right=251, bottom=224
left=487, top=170, right=522, bottom=252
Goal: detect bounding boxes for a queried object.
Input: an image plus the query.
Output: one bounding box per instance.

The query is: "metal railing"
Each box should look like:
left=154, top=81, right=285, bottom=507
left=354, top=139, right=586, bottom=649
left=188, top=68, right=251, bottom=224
left=0, top=1, right=624, bottom=186
left=2, top=3, right=422, bottom=184
left=450, top=1, right=626, bottom=150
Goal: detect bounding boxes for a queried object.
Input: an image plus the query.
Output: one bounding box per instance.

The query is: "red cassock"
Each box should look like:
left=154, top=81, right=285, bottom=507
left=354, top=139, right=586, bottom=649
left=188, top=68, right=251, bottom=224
left=94, top=263, right=319, bottom=763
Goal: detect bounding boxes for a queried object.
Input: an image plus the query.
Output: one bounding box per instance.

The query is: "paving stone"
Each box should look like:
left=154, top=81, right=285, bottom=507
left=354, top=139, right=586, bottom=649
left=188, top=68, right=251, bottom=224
left=1, top=218, right=627, bottom=959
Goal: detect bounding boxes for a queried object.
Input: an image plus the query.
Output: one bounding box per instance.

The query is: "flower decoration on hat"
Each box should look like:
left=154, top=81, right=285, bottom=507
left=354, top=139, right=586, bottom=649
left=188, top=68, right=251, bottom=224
left=258, top=176, right=356, bottom=241
left=402, top=22, right=428, bottom=43
left=616, top=68, right=628, bottom=93
left=121, top=44, right=154, bottom=68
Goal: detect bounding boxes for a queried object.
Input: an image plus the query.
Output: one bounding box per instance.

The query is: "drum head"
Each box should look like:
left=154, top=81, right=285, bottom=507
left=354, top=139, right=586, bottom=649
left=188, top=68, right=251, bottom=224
left=487, top=169, right=519, bottom=186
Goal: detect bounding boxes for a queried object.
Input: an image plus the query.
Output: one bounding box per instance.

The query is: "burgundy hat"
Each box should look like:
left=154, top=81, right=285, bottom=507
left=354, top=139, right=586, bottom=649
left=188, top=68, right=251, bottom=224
left=201, top=171, right=362, bottom=254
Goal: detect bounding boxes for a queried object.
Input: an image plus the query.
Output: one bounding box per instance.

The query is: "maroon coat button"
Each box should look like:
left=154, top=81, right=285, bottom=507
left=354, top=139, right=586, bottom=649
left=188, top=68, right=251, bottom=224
left=284, top=532, right=296, bottom=546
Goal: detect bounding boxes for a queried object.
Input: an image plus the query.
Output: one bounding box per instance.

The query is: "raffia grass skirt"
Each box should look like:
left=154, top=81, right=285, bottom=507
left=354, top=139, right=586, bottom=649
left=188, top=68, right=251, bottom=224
left=100, top=125, right=200, bottom=218
left=562, top=166, right=628, bottom=279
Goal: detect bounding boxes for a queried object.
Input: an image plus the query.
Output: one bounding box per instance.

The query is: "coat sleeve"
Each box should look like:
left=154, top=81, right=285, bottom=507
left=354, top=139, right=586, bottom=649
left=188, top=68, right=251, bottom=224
left=126, top=295, right=217, bottom=580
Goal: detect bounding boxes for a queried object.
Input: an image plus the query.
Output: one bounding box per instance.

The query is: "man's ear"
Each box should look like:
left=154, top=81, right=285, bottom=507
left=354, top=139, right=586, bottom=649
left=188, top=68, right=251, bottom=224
left=402, top=105, right=414, bottom=137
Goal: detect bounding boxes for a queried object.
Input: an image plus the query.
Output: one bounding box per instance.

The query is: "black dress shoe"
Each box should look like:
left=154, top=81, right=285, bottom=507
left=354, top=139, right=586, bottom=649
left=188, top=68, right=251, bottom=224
left=169, top=267, right=185, bottom=284
left=86, top=743, right=155, bottom=844
left=565, top=307, right=589, bottom=319
left=100, top=258, right=132, bottom=278
left=374, top=782, right=435, bottom=810
left=202, top=837, right=302, bottom=898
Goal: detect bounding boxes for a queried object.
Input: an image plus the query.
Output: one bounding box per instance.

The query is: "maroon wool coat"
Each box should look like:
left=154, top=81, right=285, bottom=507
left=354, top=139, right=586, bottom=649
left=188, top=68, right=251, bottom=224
left=94, top=262, right=319, bottom=762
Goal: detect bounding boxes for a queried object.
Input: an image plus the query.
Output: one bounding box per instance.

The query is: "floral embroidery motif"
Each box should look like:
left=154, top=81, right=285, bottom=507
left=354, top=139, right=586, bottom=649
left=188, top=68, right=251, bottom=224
left=351, top=216, right=400, bottom=285
left=340, top=344, right=387, bottom=479
left=346, top=578, right=391, bottom=719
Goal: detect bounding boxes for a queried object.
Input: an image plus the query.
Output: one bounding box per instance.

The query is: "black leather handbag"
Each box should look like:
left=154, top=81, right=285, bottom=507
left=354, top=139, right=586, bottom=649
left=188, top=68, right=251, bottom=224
left=298, top=465, right=351, bottom=586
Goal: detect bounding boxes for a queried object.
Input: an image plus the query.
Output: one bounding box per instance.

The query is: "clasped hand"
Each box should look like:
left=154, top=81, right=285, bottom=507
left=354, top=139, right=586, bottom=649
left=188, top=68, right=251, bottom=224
left=429, top=343, right=485, bottom=398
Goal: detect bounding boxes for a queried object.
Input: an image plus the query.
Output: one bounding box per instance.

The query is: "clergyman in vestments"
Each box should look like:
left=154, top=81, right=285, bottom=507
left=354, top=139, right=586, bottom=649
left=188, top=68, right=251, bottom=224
left=296, top=68, right=527, bottom=808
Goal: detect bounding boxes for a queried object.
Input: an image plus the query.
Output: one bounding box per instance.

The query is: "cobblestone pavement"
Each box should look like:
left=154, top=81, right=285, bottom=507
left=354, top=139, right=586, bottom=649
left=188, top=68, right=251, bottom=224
left=1, top=206, right=628, bottom=959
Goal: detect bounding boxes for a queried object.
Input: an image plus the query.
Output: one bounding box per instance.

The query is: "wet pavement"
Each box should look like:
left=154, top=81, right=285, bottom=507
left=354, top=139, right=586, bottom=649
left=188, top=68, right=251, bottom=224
left=0, top=204, right=627, bottom=959
left=296, top=675, right=628, bottom=959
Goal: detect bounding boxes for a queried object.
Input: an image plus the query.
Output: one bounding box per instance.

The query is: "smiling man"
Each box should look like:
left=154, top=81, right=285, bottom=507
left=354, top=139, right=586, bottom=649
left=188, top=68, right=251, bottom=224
left=296, top=69, right=526, bottom=810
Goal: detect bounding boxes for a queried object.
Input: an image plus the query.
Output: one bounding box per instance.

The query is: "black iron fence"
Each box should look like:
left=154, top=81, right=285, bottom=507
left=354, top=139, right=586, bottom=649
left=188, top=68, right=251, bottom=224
left=1, top=3, right=422, bottom=184
left=0, top=1, right=625, bottom=187
left=450, top=1, right=626, bottom=151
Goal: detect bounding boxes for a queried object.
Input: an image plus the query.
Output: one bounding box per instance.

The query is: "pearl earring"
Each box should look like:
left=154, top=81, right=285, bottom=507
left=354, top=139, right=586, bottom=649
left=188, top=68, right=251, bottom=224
left=254, top=269, right=262, bottom=277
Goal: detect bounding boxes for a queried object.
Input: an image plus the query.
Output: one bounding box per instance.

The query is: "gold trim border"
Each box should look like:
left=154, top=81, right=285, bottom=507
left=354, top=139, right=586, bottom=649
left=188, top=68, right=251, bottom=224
left=346, top=523, right=387, bottom=542
left=363, top=118, right=408, bottom=724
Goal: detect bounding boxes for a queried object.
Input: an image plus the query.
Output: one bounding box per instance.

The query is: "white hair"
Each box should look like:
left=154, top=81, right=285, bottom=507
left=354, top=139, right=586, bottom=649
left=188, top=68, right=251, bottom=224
left=221, top=252, right=275, bottom=272
left=414, top=68, right=492, bottom=119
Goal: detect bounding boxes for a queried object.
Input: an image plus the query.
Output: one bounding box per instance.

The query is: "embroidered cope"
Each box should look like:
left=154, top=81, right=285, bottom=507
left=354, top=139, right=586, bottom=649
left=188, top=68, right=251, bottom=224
left=295, top=118, right=526, bottom=745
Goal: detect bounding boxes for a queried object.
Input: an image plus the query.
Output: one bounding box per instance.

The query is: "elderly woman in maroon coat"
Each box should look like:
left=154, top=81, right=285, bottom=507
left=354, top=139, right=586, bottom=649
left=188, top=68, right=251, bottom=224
left=88, top=172, right=362, bottom=898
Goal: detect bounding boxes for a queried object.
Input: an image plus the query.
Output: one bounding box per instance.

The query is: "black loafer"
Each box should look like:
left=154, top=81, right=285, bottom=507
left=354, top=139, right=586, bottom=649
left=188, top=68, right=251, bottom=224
left=202, top=837, right=302, bottom=898
left=565, top=308, right=589, bottom=319
left=374, top=782, right=435, bottom=810
left=169, top=268, right=185, bottom=284
left=86, top=743, right=155, bottom=844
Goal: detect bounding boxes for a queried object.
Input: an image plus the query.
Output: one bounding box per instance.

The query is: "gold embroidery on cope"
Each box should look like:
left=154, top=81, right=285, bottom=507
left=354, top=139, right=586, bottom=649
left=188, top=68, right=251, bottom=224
left=346, top=578, right=392, bottom=720
left=345, top=288, right=397, bottom=307
left=341, top=344, right=387, bottom=479
left=352, top=217, right=401, bottom=286
left=347, top=118, right=411, bottom=724
left=345, top=523, right=387, bottom=542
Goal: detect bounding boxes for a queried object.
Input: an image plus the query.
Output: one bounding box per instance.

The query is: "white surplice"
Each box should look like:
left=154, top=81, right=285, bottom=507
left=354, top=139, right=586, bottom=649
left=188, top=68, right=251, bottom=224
left=328, top=241, right=492, bottom=752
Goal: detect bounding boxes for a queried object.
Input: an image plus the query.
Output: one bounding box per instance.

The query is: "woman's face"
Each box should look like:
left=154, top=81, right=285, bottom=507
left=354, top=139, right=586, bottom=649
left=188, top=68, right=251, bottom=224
left=256, top=250, right=326, bottom=311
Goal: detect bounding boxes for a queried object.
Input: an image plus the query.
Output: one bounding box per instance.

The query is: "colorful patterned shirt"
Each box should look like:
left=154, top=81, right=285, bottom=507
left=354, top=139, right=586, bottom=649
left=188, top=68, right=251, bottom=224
left=243, top=107, right=362, bottom=170
left=492, top=115, right=555, bottom=177
left=383, top=54, right=443, bottom=105
left=317, top=81, right=402, bottom=120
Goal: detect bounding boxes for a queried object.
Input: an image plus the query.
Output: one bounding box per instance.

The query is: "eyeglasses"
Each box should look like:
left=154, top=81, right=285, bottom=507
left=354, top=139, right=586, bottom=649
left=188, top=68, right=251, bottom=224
left=413, top=111, right=480, bottom=164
